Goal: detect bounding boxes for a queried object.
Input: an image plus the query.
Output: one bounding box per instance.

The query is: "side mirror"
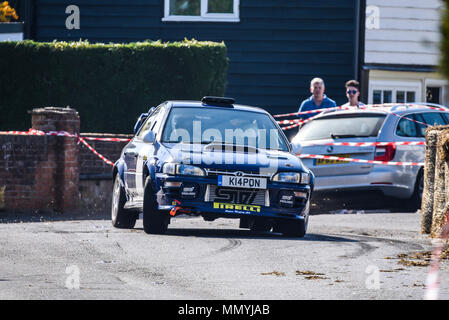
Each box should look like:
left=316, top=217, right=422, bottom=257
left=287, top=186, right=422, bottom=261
left=133, top=113, right=148, bottom=134
left=291, top=142, right=302, bottom=155
left=143, top=131, right=156, bottom=144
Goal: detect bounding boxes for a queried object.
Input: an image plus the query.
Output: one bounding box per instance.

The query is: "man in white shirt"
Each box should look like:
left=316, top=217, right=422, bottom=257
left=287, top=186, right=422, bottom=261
left=342, top=80, right=365, bottom=108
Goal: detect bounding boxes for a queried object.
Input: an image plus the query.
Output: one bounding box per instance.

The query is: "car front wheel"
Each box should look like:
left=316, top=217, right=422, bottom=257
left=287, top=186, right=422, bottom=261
left=277, top=201, right=309, bottom=238
left=111, top=174, right=137, bottom=229
left=143, top=177, right=169, bottom=234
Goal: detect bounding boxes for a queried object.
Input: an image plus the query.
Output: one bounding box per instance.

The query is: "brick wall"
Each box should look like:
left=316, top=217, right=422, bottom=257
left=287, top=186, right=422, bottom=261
left=79, top=133, right=132, bottom=176
left=0, top=107, right=134, bottom=214
left=0, top=107, right=80, bottom=213
left=78, top=133, right=132, bottom=214
left=0, top=135, right=54, bottom=211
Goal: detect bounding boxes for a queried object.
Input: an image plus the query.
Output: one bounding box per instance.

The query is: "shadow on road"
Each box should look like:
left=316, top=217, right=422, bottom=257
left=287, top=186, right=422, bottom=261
left=311, top=190, right=416, bottom=214
left=0, top=210, right=110, bottom=224
left=132, top=227, right=359, bottom=243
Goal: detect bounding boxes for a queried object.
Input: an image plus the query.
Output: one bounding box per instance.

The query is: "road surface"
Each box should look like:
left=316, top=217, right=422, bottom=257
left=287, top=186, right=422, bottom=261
left=0, top=210, right=446, bottom=300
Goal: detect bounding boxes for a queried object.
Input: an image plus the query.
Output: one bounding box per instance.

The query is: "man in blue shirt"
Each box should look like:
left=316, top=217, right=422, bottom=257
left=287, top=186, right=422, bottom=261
left=298, top=78, right=337, bottom=120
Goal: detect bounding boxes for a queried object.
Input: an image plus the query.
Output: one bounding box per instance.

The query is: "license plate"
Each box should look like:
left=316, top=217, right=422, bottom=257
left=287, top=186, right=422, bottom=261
left=217, top=175, right=267, bottom=189
left=315, top=154, right=351, bottom=166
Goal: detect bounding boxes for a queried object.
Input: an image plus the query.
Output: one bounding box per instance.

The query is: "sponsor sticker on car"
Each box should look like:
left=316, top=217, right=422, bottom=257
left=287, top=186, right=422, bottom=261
left=217, top=175, right=267, bottom=189
left=213, top=202, right=261, bottom=214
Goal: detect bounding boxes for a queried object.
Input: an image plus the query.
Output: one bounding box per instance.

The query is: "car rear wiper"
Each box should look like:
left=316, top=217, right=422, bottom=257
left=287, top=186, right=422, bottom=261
left=330, top=134, right=370, bottom=139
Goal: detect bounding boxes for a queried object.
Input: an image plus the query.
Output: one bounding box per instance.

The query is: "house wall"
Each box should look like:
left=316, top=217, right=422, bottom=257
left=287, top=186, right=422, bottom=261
left=33, top=0, right=360, bottom=116
left=365, top=0, right=444, bottom=66
left=367, top=69, right=449, bottom=105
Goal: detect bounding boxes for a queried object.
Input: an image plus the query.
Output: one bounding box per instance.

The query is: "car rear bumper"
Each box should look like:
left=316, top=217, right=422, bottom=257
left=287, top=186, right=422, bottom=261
left=313, top=166, right=416, bottom=198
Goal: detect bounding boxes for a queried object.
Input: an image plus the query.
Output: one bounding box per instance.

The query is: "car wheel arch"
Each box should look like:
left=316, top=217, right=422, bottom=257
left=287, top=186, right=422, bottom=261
left=143, top=160, right=158, bottom=190
left=113, top=163, right=126, bottom=187
left=416, top=166, right=424, bottom=191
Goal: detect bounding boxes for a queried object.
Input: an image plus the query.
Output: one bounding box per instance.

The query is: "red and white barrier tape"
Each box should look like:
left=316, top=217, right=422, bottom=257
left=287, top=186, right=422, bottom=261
left=278, top=105, right=379, bottom=130
left=298, top=153, right=424, bottom=167
left=277, top=119, right=303, bottom=125
left=274, top=103, right=449, bottom=119
left=276, top=104, right=448, bottom=131
left=0, top=129, right=118, bottom=167
left=301, top=141, right=426, bottom=147
left=0, top=129, right=131, bottom=142
left=0, top=129, right=427, bottom=167
left=82, top=136, right=131, bottom=142
left=280, top=113, right=324, bottom=131
left=274, top=105, right=363, bottom=119
left=390, top=112, right=431, bottom=127
left=78, top=137, right=114, bottom=166
left=0, top=129, right=44, bottom=136
left=424, top=211, right=449, bottom=300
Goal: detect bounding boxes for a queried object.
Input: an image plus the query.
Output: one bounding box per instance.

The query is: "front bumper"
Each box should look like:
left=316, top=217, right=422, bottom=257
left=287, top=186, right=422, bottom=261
left=154, top=173, right=312, bottom=220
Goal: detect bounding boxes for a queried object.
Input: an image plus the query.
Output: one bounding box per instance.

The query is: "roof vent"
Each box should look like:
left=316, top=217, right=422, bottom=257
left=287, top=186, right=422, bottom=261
left=201, top=96, right=235, bottom=107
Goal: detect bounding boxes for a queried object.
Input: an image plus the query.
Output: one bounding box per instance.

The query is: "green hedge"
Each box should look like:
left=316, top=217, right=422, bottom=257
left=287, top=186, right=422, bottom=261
left=0, top=39, right=228, bottom=133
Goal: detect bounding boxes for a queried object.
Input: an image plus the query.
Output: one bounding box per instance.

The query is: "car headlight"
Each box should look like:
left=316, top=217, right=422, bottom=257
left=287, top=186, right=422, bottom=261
left=300, top=172, right=311, bottom=184
left=177, top=164, right=206, bottom=176
left=163, top=163, right=205, bottom=177
left=272, top=172, right=310, bottom=184
left=162, top=163, right=177, bottom=175
left=272, top=172, right=300, bottom=183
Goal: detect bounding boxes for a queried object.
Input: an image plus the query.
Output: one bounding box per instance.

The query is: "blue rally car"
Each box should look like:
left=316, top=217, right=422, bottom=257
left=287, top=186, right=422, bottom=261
left=112, top=97, right=314, bottom=237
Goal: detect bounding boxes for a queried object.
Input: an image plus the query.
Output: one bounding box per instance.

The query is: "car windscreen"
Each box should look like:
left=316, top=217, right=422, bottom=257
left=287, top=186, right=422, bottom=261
left=161, top=107, right=289, bottom=151
left=296, top=114, right=386, bottom=141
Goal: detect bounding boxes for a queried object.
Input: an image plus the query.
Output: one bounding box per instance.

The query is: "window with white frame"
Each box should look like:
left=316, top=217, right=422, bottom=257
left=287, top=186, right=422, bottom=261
left=369, top=80, right=421, bottom=104
left=163, top=0, right=240, bottom=22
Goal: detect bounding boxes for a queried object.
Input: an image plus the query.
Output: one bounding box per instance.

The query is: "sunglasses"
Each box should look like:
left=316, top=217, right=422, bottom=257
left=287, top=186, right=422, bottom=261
left=347, top=89, right=358, bottom=95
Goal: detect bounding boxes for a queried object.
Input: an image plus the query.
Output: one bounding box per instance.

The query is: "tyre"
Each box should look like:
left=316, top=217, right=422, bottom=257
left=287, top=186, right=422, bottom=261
left=279, top=201, right=309, bottom=238
left=143, top=177, right=169, bottom=234
left=408, top=169, right=424, bottom=212
left=111, top=174, right=137, bottom=229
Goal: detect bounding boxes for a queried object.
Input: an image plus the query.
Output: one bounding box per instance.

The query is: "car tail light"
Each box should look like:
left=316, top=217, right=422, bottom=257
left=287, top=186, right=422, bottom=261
left=374, top=145, right=396, bottom=162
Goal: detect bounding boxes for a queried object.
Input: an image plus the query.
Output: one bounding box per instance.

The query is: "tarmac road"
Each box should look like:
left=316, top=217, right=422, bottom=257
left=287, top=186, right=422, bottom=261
left=0, top=210, right=447, bottom=300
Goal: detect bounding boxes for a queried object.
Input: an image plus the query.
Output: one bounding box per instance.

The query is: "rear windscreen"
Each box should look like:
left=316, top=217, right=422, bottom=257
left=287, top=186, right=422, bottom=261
left=296, top=114, right=386, bottom=141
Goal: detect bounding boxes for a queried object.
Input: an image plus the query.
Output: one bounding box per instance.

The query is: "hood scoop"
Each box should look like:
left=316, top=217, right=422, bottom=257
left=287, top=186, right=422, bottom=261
left=204, top=143, right=259, bottom=154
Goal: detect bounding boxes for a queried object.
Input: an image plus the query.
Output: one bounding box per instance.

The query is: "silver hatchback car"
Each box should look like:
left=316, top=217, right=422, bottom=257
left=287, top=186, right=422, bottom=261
left=291, top=103, right=449, bottom=209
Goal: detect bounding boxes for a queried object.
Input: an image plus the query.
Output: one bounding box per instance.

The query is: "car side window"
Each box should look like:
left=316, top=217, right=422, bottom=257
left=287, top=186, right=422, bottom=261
left=413, top=112, right=447, bottom=137
left=150, top=107, right=166, bottom=134
left=137, top=107, right=161, bottom=138
left=420, top=112, right=446, bottom=126
left=396, top=115, right=419, bottom=137
left=440, top=112, right=449, bottom=124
